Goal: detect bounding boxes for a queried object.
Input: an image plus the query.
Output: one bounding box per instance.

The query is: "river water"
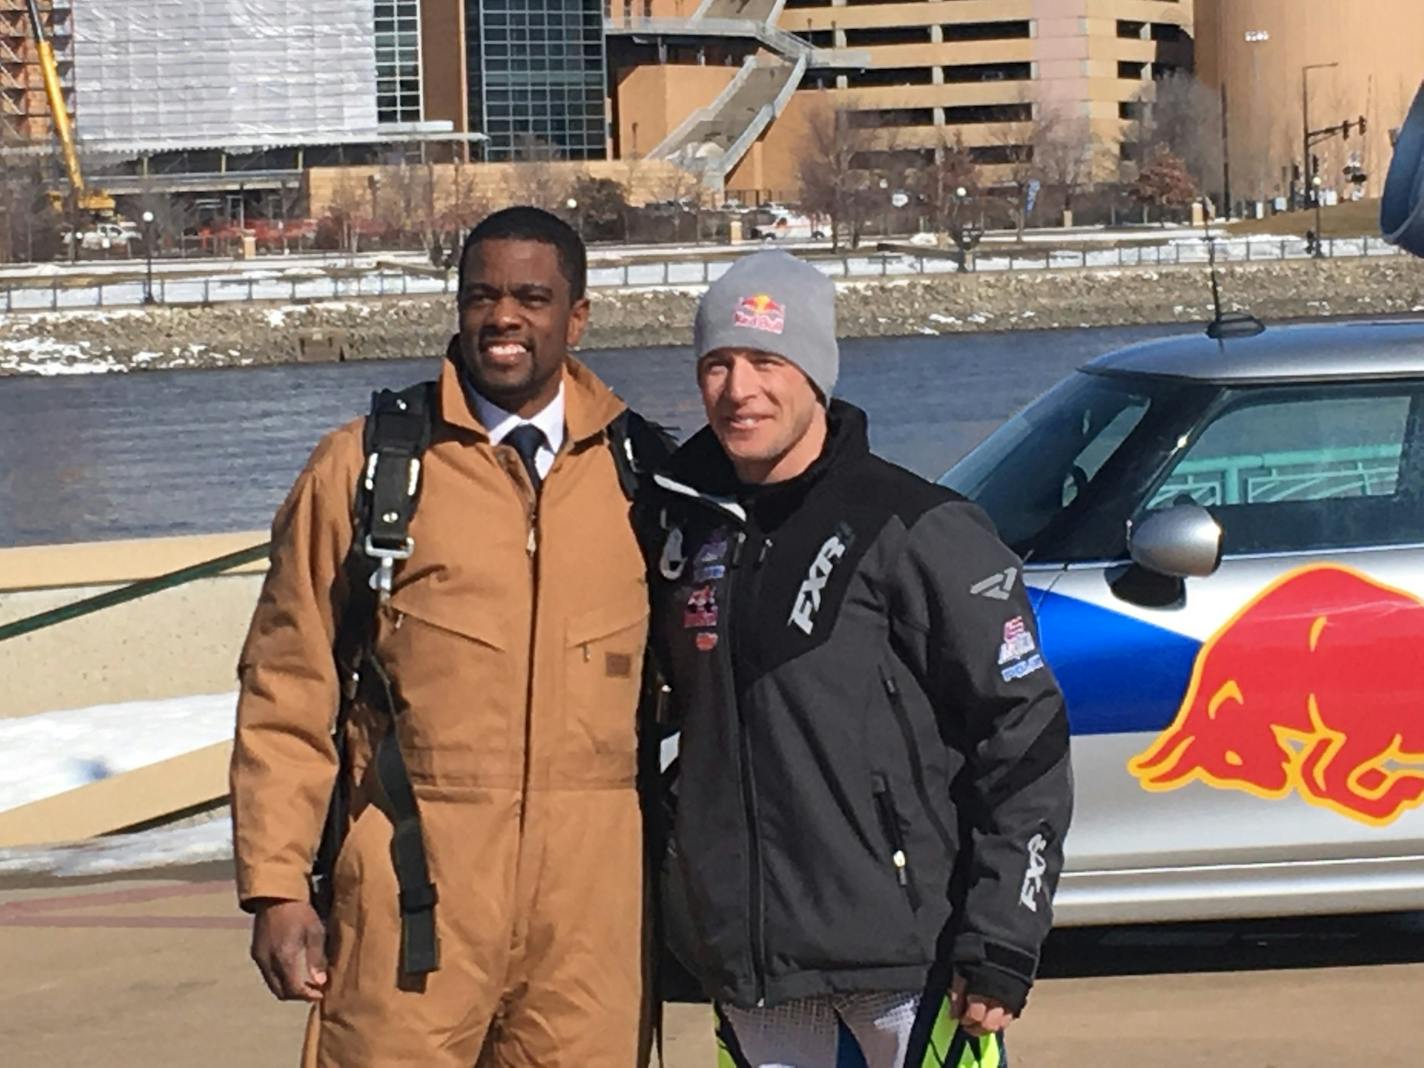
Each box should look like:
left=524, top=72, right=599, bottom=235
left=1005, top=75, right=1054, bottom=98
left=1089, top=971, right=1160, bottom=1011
left=0, top=324, right=1192, bottom=547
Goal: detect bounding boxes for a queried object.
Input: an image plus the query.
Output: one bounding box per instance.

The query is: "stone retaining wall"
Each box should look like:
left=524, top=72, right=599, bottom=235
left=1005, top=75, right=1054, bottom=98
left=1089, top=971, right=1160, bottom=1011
left=4, top=257, right=1424, bottom=375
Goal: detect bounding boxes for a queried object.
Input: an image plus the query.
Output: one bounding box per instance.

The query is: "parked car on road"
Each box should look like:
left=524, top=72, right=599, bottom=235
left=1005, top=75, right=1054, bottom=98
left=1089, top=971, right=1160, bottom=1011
left=61, top=221, right=140, bottom=251
left=751, top=210, right=827, bottom=242
left=940, top=318, right=1424, bottom=925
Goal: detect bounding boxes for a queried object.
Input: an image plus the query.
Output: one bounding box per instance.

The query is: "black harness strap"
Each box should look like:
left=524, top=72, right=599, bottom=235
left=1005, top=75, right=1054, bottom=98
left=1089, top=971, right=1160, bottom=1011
left=313, top=382, right=439, bottom=978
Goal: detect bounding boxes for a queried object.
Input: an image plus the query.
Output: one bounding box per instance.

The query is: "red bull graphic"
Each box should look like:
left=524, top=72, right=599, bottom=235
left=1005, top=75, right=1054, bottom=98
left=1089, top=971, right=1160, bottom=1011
left=734, top=293, right=786, bottom=335
left=1128, top=564, right=1424, bottom=826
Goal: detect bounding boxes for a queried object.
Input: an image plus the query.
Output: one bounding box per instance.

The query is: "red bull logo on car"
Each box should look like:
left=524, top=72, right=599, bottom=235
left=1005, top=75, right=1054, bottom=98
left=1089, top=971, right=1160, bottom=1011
left=1128, top=564, right=1424, bottom=826
left=734, top=293, right=786, bottom=335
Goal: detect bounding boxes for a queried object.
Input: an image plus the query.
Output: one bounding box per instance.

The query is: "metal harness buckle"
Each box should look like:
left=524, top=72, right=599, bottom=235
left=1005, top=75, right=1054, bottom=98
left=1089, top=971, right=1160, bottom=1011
left=365, top=535, right=414, bottom=601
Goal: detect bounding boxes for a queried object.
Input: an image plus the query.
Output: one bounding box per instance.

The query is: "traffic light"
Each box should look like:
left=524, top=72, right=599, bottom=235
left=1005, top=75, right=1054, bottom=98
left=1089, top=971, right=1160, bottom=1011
left=1359, top=114, right=1368, bottom=135
left=1344, top=120, right=1351, bottom=140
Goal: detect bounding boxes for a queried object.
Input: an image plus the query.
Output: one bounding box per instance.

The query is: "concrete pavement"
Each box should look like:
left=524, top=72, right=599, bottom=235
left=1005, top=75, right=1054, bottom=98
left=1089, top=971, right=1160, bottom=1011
left=3, top=864, right=1422, bottom=1066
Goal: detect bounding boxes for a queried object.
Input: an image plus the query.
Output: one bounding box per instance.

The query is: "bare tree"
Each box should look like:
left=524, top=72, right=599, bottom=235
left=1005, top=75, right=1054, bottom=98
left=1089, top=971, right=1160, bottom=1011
left=372, top=162, right=437, bottom=252
left=980, top=97, right=1043, bottom=241
left=796, top=96, right=875, bottom=250
left=510, top=134, right=571, bottom=213
left=1033, top=105, right=1107, bottom=224
left=322, top=171, right=368, bottom=254
left=913, top=130, right=977, bottom=233
left=654, top=163, right=713, bottom=243
left=0, top=143, right=60, bottom=262
left=1132, top=72, right=1223, bottom=204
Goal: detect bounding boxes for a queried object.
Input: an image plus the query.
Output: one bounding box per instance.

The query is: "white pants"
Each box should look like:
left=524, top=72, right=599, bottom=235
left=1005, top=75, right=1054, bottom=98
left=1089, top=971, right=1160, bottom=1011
left=715, top=991, right=1006, bottom=1068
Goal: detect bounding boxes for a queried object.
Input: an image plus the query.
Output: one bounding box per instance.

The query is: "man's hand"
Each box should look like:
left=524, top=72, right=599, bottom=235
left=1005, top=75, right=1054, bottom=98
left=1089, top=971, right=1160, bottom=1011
left=951, top=974, right=1015, bottom=1037
left=250, top=899, right=328, bottom=1002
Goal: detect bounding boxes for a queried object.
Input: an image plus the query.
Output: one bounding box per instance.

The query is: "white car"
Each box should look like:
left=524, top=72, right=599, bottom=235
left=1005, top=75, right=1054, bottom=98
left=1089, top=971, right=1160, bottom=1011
left=753, top=212, right=827, bottom=242
left=62, top=222, right=141, bottom=251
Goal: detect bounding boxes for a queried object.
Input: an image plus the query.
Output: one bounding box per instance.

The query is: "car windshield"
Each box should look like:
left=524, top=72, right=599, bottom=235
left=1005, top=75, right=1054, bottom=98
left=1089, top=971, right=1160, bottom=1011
left=940, top=371, right=1186, bottom=559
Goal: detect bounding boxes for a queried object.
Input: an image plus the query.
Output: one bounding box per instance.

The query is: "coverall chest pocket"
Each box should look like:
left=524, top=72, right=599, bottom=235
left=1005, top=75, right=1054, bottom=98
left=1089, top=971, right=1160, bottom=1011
left=378, top=589, right=513, bottom=782
left=562, top=593, right=649, bottom=784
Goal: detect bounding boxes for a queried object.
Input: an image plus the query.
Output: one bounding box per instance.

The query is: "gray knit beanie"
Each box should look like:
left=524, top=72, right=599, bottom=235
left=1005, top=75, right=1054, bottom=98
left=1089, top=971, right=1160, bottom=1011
left=693, top=250, right=839, bottom=400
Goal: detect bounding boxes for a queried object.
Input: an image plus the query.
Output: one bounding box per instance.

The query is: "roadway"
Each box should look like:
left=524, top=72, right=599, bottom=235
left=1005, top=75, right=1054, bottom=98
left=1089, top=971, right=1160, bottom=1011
left=2, top=862, right=1421, bottom=1066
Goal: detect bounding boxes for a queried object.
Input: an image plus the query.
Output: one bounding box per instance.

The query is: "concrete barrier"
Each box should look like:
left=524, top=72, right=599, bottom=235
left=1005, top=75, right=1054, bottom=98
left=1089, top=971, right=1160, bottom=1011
left=0, top=533, right=269, bottom=845
left=0, top=743, right=232, bottom=847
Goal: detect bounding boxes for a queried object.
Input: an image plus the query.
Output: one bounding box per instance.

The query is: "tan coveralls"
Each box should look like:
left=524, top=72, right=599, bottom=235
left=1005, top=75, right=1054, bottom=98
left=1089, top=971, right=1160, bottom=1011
left=231, top=357, right=649, bottom=1066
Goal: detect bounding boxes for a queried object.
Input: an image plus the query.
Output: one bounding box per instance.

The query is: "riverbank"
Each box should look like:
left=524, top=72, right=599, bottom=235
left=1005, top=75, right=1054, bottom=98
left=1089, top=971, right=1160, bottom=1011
left=3, top=256, right=1423, bottom=375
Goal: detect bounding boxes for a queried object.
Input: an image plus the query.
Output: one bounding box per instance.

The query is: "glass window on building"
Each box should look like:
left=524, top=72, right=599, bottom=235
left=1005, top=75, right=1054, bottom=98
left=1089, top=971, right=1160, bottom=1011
left=376, top=0, right=424, bottom=125
left=467, top=0, right=608, bottom=162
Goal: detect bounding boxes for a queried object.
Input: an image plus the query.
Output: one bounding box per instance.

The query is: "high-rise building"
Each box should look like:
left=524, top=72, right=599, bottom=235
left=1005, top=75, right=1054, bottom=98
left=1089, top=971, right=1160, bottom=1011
left=601, top=0, right=1198, bottom=200
left=1196, top=0, right=1422, bottom=206
left=377, top=0, right=425, bottom=125
left=463, top=0, right=608, bottom=161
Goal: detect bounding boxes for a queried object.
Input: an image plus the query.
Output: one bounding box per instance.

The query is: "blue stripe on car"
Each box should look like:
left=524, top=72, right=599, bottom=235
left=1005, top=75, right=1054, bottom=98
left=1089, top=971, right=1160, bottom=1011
left=1029, top=588, right=1202, bottom=737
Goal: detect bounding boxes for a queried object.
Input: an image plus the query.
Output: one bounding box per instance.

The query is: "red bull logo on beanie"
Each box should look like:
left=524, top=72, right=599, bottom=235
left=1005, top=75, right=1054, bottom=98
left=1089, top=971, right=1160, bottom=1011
left=734, top=293, right=786, bottom=335
left=1128, top=564, right=1424, bottom=827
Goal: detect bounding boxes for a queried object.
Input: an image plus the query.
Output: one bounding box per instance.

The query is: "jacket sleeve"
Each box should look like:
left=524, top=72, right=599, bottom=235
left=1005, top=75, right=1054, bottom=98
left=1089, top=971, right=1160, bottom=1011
left=888, top=500, right=1073, bottom=1015
left=230, top=430, right=356, bottom=910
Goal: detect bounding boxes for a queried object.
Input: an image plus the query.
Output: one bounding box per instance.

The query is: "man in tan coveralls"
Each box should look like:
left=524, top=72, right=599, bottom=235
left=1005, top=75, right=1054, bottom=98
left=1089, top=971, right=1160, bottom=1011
left=231, top=207, right=652, bottom=1066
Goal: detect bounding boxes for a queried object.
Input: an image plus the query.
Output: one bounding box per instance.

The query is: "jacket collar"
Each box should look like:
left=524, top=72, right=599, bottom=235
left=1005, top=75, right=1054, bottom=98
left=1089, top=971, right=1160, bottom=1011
left=438, top=336, right=625, bottom=448
left=661, top=400, right=871, bottom=524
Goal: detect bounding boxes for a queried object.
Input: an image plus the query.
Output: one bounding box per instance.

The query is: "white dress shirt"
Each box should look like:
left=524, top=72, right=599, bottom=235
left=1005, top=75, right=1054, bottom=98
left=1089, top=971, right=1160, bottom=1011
left=470, top=383, right=566, bottom=480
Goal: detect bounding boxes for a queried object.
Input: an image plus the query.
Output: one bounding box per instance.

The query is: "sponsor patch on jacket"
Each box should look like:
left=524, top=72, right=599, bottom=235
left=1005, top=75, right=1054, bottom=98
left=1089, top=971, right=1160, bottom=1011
left=694, top=564, right=726, bottom=583
left=696, top=534, right=729, bottom=566
left=998, top=616, right=1037, bottom=664
left=1001, top=654, right=1044, bottom=682
left=684, top=584, right=718, bottom=630
left=734, top=293, right=786, bottom=335
left=605, top=653, right=633, bottom=678
left=695, top=632, right=719, bottom=653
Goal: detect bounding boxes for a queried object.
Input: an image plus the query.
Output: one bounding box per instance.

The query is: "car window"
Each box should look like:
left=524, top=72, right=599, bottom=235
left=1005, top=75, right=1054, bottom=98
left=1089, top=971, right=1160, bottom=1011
left=941, top=372, right=1169, bottom=556
left=1141, top=387, right=1424, bottom=556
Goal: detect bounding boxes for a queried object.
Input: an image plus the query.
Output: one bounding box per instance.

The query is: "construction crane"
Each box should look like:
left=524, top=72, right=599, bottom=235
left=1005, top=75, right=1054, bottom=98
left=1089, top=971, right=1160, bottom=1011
left=26, top=0, right=112, bottom=215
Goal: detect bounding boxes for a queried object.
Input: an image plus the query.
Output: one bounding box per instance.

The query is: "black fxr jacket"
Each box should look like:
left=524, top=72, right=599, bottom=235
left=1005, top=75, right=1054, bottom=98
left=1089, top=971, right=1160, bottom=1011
left=638, top=401, right=1072, bottom=1013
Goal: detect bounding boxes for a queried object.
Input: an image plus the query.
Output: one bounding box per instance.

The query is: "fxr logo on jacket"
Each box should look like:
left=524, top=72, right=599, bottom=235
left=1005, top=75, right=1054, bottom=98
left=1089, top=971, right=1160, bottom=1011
left=788, top=527, right=853, bottom=635
left=1019, top=832, right=1048, bottom=912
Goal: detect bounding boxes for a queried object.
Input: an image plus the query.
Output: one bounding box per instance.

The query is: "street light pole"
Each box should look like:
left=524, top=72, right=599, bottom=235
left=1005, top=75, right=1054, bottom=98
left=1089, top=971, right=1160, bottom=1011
left=1312, top=175, right=1324, bottom=257
left=1301, top=62, right=1339, bottom=208
left=141, top=209, right=156, bottom=304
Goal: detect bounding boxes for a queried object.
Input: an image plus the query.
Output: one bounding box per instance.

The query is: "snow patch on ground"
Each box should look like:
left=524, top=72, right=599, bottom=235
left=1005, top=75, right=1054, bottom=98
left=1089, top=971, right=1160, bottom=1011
left=0, top=815, right=233, bottom=876
left=0, top=692, right=237, bottom=813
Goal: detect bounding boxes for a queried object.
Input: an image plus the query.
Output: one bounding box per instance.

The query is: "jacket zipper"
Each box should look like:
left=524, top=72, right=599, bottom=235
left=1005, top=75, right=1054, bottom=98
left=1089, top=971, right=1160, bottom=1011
left=872, top=773, right=922, bottom=911
left=728, top=529, right=772, bottom=1005
left=881, top=669, right=956, bottom=855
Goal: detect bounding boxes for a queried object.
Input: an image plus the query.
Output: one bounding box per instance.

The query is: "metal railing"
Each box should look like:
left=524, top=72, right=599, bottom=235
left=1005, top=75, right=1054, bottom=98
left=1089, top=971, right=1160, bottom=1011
left=0, top=541, right=268, bottom=645
left=0, top=235, right=1405, bottom=312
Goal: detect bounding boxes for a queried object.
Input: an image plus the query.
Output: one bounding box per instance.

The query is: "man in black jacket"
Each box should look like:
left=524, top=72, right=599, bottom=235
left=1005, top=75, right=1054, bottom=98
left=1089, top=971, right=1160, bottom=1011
left=640, top=250, right=1073, bottom=1067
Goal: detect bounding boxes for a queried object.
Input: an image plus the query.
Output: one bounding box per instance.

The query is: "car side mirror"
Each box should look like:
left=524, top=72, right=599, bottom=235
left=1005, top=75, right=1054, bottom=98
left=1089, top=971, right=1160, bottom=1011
left=1128, top=503, right=1223, bottom=578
